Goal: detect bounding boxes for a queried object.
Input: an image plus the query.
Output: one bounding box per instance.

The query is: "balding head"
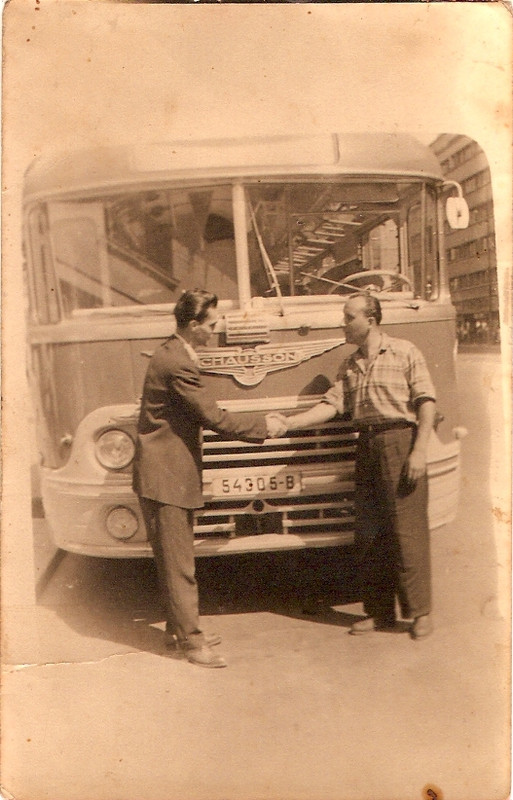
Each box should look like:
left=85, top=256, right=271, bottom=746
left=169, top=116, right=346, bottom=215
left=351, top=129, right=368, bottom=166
left=347, top=292, right=382, bottom=325
left=344, top=293, right=382, bottom=347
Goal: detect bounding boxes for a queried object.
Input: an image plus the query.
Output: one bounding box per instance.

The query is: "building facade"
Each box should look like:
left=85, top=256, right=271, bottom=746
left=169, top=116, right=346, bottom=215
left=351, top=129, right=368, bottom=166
left=430, top=134, right=499, bottom=344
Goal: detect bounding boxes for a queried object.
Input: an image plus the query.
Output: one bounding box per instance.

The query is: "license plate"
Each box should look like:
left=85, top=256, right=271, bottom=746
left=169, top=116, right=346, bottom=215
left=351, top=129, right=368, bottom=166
left=212, top=474, right=300, bottom=496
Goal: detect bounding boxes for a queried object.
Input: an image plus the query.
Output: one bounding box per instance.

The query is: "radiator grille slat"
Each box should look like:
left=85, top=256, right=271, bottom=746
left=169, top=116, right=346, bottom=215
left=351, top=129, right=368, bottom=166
left=203, top=432, right=356, bottom=449
left=196, top=416, right=357, bottom=545
left=203, top=445, right=354, bottom=464
left=203, top=420, right=357, bottom=472
left=282, top=516, right=355, bottom=530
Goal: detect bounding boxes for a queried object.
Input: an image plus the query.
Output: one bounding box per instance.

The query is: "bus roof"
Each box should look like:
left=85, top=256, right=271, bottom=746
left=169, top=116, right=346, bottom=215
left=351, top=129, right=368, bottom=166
left=23, top=133, right=444, bottom=202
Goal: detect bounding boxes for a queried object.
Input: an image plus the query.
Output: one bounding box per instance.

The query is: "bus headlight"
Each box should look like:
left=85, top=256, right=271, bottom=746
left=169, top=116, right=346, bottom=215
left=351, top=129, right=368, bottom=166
left=95, top=429, right=135, bottom=469
left=106, top=506, right=139, bottom=540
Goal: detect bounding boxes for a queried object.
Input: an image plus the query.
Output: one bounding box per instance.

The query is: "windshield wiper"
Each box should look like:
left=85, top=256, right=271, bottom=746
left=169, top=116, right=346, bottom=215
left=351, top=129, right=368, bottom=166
left=248, top=202, right=286, bottom=315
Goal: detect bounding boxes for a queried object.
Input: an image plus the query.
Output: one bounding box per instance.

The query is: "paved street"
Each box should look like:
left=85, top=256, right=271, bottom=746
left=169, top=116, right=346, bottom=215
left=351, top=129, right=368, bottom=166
left=2, top=352, right=510, bottom=800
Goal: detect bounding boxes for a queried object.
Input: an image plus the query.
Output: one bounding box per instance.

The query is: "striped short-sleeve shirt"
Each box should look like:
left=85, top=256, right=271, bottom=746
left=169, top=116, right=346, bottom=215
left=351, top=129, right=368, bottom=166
left=322, top=333, right=436, bottom=425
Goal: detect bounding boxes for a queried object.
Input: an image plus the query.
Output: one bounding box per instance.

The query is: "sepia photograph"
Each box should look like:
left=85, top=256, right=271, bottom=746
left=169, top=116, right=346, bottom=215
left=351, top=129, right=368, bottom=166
left=1, top=2, right=511, bottom=799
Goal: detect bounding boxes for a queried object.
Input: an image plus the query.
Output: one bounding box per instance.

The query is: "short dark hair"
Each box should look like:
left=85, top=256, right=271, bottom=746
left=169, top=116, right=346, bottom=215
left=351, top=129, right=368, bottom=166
left=350, top=292, right=382, bottom=326
left=174, top=289, right=218, bottom=329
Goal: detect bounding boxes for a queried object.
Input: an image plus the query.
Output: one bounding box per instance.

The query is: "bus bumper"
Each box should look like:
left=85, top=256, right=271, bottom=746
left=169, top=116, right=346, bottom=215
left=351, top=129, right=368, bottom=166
left=40, top=430, right=463, bottom=558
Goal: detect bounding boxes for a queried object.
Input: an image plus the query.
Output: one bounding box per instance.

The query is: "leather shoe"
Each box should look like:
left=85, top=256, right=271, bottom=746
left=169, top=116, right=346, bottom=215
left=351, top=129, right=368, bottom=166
left=185, top=645, right=227, bottom=669
left=349, top=616, right=395, bottom=635
left=411, top=614, right=433, bottom=639
left=166, top=631, right=222, bottom=649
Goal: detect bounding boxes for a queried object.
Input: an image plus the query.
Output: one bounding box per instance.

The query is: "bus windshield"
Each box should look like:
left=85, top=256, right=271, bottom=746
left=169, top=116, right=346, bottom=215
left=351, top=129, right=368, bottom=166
left=27, top=178, right=439, bottom=322
left=247, top=181, right=438, bottom=300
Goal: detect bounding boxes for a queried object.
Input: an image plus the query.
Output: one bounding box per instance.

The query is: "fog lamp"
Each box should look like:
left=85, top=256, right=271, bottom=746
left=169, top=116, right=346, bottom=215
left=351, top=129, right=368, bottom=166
left=95, top=429, right=135, bottom=469
left=106, top=506, right=139, bottom=540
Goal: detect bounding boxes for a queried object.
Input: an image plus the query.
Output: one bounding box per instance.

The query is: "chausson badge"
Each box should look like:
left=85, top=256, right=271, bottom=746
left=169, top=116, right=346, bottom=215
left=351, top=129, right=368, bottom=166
left=198, top=338, right=345, bottom=387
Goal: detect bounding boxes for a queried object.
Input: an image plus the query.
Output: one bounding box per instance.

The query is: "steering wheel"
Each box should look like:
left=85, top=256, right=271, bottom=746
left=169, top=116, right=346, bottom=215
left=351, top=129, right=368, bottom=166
left=328, top=270, right=413, bottom=294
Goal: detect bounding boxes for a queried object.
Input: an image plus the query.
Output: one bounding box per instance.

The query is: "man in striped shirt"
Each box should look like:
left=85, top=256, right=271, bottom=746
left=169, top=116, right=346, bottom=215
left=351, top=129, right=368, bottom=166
left=271, top=292, right=436, bottom=639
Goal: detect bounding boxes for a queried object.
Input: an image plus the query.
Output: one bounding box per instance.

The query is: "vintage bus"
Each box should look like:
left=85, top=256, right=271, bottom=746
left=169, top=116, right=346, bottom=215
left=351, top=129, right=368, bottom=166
left=24, top=133, right=469, bottom=558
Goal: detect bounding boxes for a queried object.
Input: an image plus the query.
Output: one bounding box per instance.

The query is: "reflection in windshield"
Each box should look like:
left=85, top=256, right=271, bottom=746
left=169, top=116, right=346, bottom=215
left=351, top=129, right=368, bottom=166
left=43, top=186, right=237, bottom=315
left=29, top=179, right=438, bottom=321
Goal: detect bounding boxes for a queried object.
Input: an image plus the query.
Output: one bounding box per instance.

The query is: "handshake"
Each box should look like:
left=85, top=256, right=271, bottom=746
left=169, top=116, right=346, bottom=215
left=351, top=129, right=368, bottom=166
left=265, top=412, right=289, bottom=438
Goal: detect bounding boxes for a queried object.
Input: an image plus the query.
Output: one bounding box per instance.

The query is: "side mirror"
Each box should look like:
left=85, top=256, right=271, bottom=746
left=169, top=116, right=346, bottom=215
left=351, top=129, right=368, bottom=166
left=443, top=180, right=470, bottom=229
left=446, top=196, right=470, bottom=229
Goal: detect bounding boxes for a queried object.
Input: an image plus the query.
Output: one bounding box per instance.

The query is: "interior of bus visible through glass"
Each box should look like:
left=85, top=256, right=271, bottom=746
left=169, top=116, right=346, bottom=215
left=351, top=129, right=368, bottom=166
left=26, top=180, right=440, bottom=322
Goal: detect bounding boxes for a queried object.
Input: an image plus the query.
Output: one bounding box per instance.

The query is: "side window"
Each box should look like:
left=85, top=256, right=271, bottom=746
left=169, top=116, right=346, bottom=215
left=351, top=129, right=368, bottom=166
left=407, top=204, right=423, bottom=296
left=406, top=189, right=439, bottom=300
left=27, top=206, right=60, bottom=323
left=52, top=217, right=106, bottom=313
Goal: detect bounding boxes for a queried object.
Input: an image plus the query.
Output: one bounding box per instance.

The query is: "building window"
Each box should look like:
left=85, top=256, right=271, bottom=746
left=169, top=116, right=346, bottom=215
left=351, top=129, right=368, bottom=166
left=446, top=235, right=495, bottom=263
left=470, top=200, right=494, bottom=226
left=462, top=169, right=491, bottom=195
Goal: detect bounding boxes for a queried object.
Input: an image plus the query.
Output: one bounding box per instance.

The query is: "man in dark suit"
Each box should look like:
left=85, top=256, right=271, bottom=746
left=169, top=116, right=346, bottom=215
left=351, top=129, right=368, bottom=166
left=133, top=289, right=273, bottom=668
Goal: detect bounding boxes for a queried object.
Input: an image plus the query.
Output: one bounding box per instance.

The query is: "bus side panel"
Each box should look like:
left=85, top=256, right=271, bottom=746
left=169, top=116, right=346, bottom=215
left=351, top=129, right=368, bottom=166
left=385, top=317, right=460, bottom=444
left=31, top=339, right=139, bottom=468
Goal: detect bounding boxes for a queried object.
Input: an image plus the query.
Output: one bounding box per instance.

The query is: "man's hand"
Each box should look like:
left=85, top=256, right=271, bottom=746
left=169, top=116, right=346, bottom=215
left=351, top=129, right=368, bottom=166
left=265, top=413, right=289, bottom=438
left=406, top=398, right=435, bottom=482
left=406, top=448, right=427, bottom=482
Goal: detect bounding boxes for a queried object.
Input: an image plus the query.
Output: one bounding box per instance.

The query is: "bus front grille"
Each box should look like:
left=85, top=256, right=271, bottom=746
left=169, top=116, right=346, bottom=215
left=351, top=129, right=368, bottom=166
left=196, top=420, right=357, bottom=542
left=202, top=419, right=357, bottom=469
left=194, top=495, right=355, bottom=540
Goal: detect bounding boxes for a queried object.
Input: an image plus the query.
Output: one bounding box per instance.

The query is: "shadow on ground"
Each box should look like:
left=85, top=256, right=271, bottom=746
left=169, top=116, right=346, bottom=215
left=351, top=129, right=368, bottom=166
left=37, top=547, right=366, bottom=656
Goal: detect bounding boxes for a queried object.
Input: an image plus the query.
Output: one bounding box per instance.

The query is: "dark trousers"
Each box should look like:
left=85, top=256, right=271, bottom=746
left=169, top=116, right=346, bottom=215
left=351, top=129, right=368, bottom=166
left=353, top=426, right=431, bottom=621
left=138, top=497, right=205, bottom=646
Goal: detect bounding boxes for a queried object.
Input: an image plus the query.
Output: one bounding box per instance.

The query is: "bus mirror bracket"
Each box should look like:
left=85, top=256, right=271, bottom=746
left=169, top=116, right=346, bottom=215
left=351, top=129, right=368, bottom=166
left=443, top=181, right=470, bottom=230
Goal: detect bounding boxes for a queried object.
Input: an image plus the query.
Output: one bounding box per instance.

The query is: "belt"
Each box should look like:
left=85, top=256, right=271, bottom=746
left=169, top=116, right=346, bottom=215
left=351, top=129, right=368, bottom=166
left=357, top=420, right=416, bottom=435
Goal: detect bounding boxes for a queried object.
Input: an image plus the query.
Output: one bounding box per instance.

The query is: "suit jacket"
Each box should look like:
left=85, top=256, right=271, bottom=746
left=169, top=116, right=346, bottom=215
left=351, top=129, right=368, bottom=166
left=132, top=335, right=268, bottom=508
